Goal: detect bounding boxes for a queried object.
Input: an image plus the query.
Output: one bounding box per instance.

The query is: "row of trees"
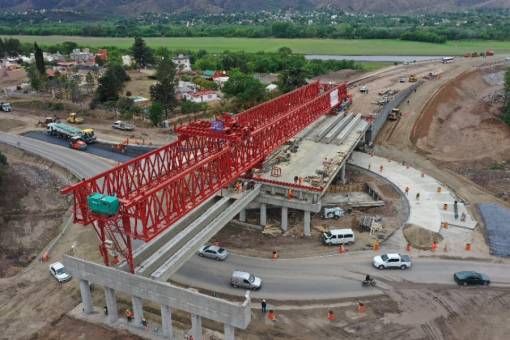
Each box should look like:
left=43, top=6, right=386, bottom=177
left=0, top=37, right=22, bottom=57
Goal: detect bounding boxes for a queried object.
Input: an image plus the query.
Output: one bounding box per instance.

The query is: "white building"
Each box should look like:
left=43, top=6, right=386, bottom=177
left=70, top=48, right=94, bottom=64
left=183, top=90, right=219, bottom=103
left=172, top=54, right=191, bottom=72
left=122, top=55, right=133, bottom=67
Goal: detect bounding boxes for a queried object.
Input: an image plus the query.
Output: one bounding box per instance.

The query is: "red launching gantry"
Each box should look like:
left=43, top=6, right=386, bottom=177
left=62, top=82, right=349, bottom=272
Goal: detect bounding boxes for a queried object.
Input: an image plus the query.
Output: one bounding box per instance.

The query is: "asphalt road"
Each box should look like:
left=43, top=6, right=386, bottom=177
left=21, top=130, right=155, bottom=163
left=3, top=132, right=510, bottom=300
left=0, top=131, right=113, bottom=177
left=174, top=253, right=510, bottom=300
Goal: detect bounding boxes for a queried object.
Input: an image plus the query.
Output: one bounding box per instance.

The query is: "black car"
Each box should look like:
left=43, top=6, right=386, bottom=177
left=453, top=271, right=490, bottom=286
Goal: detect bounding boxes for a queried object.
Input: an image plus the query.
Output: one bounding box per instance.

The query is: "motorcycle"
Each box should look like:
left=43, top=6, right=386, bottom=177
left=361, top=279, right=377, bottom=287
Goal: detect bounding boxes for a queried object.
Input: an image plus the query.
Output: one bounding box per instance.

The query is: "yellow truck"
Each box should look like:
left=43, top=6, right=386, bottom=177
left=408, top=75, right=418, bottom=82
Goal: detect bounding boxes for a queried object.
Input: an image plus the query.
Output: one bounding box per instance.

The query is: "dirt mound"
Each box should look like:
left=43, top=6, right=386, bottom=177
left=0, top=145, right=70, bottom=277
left=403, top=224, right=443, bottom=250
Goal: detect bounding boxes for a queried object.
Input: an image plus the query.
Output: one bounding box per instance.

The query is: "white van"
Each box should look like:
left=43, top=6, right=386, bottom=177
left=322, top=228, right=355, bottom=246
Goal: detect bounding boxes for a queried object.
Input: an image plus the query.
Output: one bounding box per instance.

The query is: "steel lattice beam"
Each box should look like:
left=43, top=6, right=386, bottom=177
left=62, top=83, right=350, bottom=272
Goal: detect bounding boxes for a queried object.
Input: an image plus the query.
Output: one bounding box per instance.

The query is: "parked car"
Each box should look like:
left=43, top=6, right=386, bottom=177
left=454, top=271, right=490, bottom=286
left=198, top=244, right=229, bottom=261
left=112, top=120, right=135, bottom=131
left=49, top=262, right=72, bottom=283
left=231, top=271, right=262, bottom=290
left=373, top=253, right=412, bottom=270
left=322, top=207, right=344, bottom=219
left=0, top=102, right=12, bottom=112
left=322, top=228, right=355, bottom=246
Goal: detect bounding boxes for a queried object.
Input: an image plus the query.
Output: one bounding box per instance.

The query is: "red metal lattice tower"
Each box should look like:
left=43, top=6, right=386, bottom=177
left=62, top=82, right=349, bottom=272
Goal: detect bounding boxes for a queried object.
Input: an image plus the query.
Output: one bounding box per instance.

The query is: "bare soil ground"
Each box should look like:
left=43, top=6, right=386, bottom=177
left=214, top=166, right=407, bottom=258
left=0, top=67, right=28, bottom=88
left=413, top=65, right=510, bottom=202
left=0, top=144, right=70, bottom=277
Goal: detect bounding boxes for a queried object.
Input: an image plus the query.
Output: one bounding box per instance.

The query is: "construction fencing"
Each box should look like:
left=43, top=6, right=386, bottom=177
left=368, top=81, right=423, bottom=144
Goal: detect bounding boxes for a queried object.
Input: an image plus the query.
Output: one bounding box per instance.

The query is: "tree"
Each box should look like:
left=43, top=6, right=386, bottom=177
left=61, top=41, right=78, bottom=55
left=85, top=72, right=95, bottom=95
left=93, top=63, right=128, bottom=104
left=149, top=102, right=163, bottom=126
left=131, top=37, right=153, bottom=68
left=34, top=42, right=45, bottom=75
left=150, top=51, right=177, bottom=118
left=26, top=64, right=43, bottom=91
left=502, top=68, right=510, bottom=126
left=223, top=70, right=265, bottom=109
left=278, top=67, right=308, bottom=93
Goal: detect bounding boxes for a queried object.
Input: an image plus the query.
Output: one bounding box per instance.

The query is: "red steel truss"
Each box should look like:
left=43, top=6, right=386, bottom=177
left=62, top=82, right=349, bottom=272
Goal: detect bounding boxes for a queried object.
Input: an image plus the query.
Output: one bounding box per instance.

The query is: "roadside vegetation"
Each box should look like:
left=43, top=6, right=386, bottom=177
left=502, top=68, right=510, bottom=126
left=3, top=9, right=510, bottom=43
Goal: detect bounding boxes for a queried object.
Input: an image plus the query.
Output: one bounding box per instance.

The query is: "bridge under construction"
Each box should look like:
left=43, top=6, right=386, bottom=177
left=62, top=81, right=373, bottom=339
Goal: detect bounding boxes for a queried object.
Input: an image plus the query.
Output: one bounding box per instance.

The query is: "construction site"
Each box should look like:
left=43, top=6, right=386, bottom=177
left=1, top=54, right=510, bottom=340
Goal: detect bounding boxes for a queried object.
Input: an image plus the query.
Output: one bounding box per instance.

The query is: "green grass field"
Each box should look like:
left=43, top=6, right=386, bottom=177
left=3, top=35, right=510, bottom=55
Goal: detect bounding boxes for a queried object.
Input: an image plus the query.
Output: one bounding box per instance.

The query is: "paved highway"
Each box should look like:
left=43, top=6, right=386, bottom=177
left=3, top=132, right=510, bottom=300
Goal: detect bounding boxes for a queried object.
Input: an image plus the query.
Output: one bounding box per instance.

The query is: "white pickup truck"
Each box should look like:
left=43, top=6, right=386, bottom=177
left=373, top=253, right=412, bottom=270
left=112, top=120, right=135, bottom=131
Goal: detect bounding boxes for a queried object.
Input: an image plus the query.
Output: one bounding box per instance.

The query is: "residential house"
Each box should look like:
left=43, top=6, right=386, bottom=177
left=95, top=49, right=108, bottom=62
left=176, top=80, right=198, bottom=99
left=183, top=90, right=219, bottom=103
left=70, top=48, right=95, bottom=64
left=172, top=54, right=191, bottom=72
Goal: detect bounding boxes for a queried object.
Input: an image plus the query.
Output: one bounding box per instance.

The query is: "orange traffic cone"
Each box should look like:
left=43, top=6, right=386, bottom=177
left=431, top=241, right=438, bottom=252
left=339, top=245, right=346, bottom=254
left=357, top=302, right=367, bottom=313
left=327, top=310, right=335, bottom=321
left=268, top=310, right=277, bottom=321
left=406, top=243, right=412, bottom=252
left=272, top=251, right=279, bottom=260
left=41, top=252, right=49, bottom=262
left=373, top=241, right=380, bottom=251
left=465, top=243, right=472, bottom=251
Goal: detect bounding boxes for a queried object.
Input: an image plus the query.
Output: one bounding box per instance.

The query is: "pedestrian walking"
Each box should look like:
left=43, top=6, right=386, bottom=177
left=261, top=299, right=267, bottom=313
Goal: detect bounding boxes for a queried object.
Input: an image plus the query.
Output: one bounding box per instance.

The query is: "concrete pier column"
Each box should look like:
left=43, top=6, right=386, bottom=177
left=281, top=206, right=288, bottom=232
left=341, top=163, right=346, bottom=184
left=104, top=287, right=118, bottom=324
left=260, top=203, right=267, bottom=226
left=191, top=314, right=202, bottom=340
left=239, top=209, right=246, bottom=223
left=79, top=279, right=93, bottom=314
left=303, top=210, right=311, bottom=237
left=131, top=296, right=144, bottom=327
left=161, top=305, right=174, bottom=339
left=224, top=324, right=236, bottom=340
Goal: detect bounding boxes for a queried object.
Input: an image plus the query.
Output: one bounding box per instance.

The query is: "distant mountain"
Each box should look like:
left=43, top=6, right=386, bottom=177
left=1, top=0, right=509, bottom=15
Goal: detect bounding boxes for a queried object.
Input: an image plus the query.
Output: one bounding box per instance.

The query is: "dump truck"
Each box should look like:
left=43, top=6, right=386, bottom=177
left=0, top=102, right=12, bottom=112
left=47, top=122, right=96, bottom=143
left=408, top=75, right=417, bottom=82
left=112, top=120, right=135, bottom=131
left=67, top=112, right=84, bottom=124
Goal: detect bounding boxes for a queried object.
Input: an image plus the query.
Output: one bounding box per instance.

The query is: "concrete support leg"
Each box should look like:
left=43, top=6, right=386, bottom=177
left=224, top=324, right=236, bottom=340
left=239, top=209, right=246, bottom=223
left=132, top=296, right=144, bottom=327
left=260, top=203, right=267, bottom=226
left=281, top=206, right=288, bottom=232
left=304, top=210, right=311, bottom=237
left=191, top=314, right=202, bottom=340
left=79, top=279, right=93, bottom=314
left=104, top=287, right=118, bottom=324
left=341, top=163, right=346, bottom=184
left=161, top=305, right=174, bottom=339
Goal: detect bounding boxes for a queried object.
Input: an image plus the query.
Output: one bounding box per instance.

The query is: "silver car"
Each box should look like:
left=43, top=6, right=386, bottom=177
left=231, top=271, right=262, bottom=290
left=198, top=244, right=229, bottom=261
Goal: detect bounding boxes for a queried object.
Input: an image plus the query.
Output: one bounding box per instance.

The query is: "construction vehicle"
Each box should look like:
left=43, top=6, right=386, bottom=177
left=69, top=136, right=87, bottom=151
left=67, top=112, right=84, bottom=124
left=322, top=207, right=344, bottom=219
left=36, top=116, right=59, bottom=127
left=0, top=102, right=12, bottom=112
left=112, top=120, right=135, bottom=131
left=47, top=122, right=96, bottom=143
left=359, top=85, right=368, bottom=94
left=408, top=75, right=418, bottom=82
left=388, top=108, right=401, bottom=121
